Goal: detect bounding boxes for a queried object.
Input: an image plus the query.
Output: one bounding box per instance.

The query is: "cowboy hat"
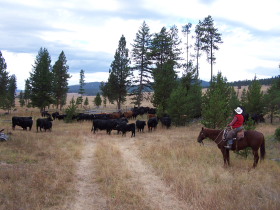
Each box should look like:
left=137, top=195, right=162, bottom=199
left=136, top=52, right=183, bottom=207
left=234, top=107, right=243, bottom=114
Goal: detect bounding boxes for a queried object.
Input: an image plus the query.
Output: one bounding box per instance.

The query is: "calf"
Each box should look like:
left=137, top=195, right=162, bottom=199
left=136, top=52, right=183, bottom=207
left=116, top=123, right=136, bottom=137
left=148, top=117, right=158, bottom=132
left=136, top=120, right=146, bottom=132
left=12, top=116, right=33, bottom=130
left=36, top=117, right=53, bottom=132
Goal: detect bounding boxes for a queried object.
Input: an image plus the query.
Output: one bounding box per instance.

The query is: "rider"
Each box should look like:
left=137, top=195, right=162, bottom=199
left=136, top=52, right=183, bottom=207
left=224, top=107, right=244, bottom=149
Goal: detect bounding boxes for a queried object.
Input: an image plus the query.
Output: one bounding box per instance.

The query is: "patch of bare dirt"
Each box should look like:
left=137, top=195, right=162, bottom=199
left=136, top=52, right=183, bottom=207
left=118, top=140, right=190, bottom=210
left=67, top=137, right=107, bottom=210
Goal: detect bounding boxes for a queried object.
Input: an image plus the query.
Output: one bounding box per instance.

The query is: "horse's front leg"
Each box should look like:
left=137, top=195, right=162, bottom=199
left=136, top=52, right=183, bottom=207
left=226, top=149, right=230, bottom=166
left=221, top=148, right=229, bottom=166
left=252, top=150, right=259, bottom=168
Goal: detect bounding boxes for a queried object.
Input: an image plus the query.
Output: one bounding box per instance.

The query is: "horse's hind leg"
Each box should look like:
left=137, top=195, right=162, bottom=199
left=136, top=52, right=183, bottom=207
left=252, top=150, right=259, bottom=168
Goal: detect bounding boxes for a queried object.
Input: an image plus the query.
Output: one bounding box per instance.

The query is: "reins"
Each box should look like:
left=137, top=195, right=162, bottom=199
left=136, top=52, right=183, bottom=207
left=213, top=129, right=227, bottom=145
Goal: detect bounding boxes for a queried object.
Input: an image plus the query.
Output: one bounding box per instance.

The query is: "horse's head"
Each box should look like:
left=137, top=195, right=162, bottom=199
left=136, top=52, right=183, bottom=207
left=197, top=127, right=207, bottom=144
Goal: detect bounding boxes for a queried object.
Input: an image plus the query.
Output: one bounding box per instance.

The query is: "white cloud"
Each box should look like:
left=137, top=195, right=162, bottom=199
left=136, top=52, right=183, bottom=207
left=1, top=0, right=279, bottom=90
left=2, top=51, right=35, bottom=90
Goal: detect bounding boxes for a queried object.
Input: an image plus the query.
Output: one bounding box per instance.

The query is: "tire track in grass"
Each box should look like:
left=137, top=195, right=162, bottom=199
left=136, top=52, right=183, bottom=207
left=118, top=140, right=191, bottom=210
left=69, top=136, right=107, bottom=210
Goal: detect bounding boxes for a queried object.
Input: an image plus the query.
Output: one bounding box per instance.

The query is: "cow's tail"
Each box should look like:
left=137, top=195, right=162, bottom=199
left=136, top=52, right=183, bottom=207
left=260, top=136, right=265, bottom=160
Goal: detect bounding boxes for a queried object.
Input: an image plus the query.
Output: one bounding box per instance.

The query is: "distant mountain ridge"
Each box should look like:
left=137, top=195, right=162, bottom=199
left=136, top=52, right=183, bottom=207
left=68, top=82, right=101, bottom=96
left=67, top=80, right=211, bottom=96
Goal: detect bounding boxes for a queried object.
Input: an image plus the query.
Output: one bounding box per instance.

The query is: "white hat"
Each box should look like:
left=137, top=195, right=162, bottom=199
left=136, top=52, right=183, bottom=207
left=234, top=107, right=243, bottom=114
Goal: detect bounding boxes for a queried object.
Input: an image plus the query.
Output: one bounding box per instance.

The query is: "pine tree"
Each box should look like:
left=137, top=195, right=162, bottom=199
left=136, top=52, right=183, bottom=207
left=182, top=22, right=192, bottom=71
left=29, top=47, right=53, bottom=111
left=200, top=15, right=223, bottom=82
left=24, top=79, right=32, bottom=107
left=103, top=97, right=107, bottom=108
left=201, top=72, right=231, bottom=129
left=246, top=76, right=264, bottom=115
left=100, top=35, right=131, bottom=110
left=65, top=97, right=78, bottom=123
left=4, top=74, right=17, bottom=112
left=130, top=21, right=152, bottom=107
left=19, top=91, right=25, bottom=107
left=150, top=26, right=182, bottom=113
left=193, top=20, right=203, bottom=77
left=264, top=75, right=280, bottom=123
left=94, top=92, right=102, bottom=107
left=84, top=97, right=89, bottom=107
left=77, top=69, right=85, bottom=106
left=181, top=61, right=202, bottom=120
left=240, top=88, right=247, bottom=106
left=0, top=51, right=9, bottom=109
left=229, top=86, right=240, bottom=110
left=167, top=82, right=188, bottom=125
left=52, top=51, right=70, bottom=110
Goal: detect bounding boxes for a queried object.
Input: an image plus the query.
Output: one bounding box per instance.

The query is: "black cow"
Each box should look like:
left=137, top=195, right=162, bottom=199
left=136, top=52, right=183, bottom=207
left=12, top=116, right=33, bottom=130
left=91, top=119, right=118, bottom=134
left=112, top=118, right=129, bottom=134
left=36, top=117, right=53, bottom=132
left=116, top=123, right=136, bottom=137
left=251, top=113, right=265, bottom=124
left=159, top=117, right=172, bottom=129
left=52, top=112, right=60, bottom=120
left=136, top=120, right=146, bottom=132
left=148, top=117, right=158, bottom=132
left=57, top=114, right=67, bottom=120
left=41, top=111, right=51, bottom=117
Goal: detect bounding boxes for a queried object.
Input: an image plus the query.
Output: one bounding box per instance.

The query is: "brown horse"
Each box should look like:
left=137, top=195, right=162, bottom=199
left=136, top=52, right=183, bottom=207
left=197, top=127, right=265, bottom=168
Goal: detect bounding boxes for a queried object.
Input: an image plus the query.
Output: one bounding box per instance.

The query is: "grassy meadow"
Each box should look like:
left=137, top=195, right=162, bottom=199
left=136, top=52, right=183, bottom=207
left=0, top=94, right=279, bottom=210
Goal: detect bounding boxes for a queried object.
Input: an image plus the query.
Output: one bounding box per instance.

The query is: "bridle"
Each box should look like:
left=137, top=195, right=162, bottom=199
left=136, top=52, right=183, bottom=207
left=200, top=129, right=226, bottom=145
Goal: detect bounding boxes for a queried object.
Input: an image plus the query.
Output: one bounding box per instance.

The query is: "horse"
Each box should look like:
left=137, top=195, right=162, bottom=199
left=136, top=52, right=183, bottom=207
left=197, top=127, right=265, bottom=168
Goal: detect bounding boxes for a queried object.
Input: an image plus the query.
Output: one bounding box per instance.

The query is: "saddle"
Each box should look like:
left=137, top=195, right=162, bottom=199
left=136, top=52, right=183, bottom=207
left=236, top=129, right=245, bottom=140
left=223, top=127, right=245, bottom=141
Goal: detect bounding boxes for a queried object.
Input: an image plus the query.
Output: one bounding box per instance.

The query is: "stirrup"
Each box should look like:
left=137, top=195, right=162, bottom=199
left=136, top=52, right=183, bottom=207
left=224, top=145, right=231, bottom=149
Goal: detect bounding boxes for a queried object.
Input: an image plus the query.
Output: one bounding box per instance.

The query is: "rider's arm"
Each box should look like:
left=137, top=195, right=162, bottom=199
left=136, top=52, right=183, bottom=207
left=228, top=116, right=237, bottom=126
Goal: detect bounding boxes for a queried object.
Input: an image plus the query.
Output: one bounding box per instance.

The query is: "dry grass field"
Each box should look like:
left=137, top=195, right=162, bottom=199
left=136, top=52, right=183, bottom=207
left=0, top=92, right=280, bottom=210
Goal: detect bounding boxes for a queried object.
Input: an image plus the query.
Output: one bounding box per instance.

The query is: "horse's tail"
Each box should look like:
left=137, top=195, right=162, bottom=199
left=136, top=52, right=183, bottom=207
left=260, top=136, right=265, bottom=160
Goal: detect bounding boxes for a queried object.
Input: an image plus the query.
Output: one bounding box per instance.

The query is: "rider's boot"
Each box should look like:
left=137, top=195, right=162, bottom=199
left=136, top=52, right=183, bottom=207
left=224, top=139, right=233, bottom=149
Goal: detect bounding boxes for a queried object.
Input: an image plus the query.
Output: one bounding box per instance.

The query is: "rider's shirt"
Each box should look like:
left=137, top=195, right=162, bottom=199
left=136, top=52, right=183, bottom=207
left=228, top=114, right=244, bottom=129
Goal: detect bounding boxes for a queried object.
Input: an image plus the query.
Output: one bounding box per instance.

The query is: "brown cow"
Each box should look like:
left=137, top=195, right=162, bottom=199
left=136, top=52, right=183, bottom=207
left=147, top=114, right=156, bottom=119
left=123, top=111, right=133, bottom=119
left=111, top=112, right=121, bottom=119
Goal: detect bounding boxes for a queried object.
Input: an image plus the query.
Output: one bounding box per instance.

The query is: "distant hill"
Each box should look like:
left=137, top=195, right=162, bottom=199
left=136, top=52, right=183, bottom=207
left=66, top=76, right=279, bottom=96
left=67, top=80, right=210, bottom=96
left=68, top=82, right=101, bottom=95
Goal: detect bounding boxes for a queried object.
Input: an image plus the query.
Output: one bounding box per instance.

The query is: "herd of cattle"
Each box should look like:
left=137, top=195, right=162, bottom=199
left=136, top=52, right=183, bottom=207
left=10, top=107, right=172, bottom=137
left=10, top=106, right=265, bottom=137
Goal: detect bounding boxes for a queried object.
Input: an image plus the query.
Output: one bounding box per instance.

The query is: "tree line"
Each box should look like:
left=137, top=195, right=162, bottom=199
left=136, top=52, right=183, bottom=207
left=229, top=77, right=279, bottom=87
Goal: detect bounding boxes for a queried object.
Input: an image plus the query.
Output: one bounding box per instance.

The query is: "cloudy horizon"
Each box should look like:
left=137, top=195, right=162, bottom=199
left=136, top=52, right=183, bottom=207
left=1, top=0, right=280, bottom=90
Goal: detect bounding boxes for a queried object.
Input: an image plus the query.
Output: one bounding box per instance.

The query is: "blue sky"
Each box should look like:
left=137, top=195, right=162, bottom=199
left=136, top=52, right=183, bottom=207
left=1, top=0, right=280, bottom=90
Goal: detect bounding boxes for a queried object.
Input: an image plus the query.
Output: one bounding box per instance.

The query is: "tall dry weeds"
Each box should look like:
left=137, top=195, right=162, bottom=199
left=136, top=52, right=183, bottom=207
left=0, top=116, right=84, bottom=210
left=137, top=124, right=280, bottom=210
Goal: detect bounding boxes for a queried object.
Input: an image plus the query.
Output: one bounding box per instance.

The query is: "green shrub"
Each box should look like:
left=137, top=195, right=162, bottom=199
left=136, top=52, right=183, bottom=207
left=244, top=118, right=256, bottom=130
left=275, top=127, right=280, bottom=141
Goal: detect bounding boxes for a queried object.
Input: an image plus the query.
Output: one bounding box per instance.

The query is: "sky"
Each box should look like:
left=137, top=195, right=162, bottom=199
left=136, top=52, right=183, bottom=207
left=1, top=0, right=280, bottom=90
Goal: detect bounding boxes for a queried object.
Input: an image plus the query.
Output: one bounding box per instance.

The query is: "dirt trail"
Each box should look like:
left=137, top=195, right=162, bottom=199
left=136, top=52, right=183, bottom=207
left=118, top=140, right=189, bottom=210
left=69, top=137, right=107, bottom=210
